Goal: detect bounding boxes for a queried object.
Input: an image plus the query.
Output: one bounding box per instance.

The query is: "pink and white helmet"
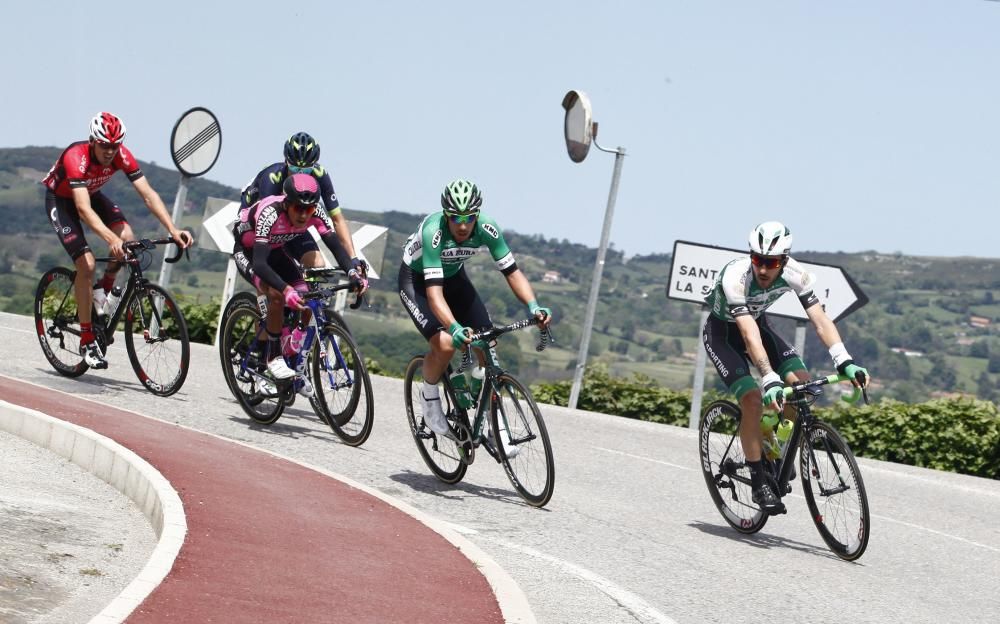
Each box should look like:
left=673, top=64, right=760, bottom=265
left=90, top=112, right=127, bottom=144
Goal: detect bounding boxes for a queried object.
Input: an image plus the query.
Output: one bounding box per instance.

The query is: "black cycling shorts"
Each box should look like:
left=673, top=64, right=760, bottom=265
left=46, top=191, right=127, bottom=260
left=398, top=263, right=492, bottom=341
left=702, top=313, right=807, bottom=399
left=233, top=243, right=306, bottom=292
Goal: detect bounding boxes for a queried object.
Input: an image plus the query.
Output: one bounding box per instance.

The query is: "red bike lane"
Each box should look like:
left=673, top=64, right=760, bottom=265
left=0, top=376, right=505, bottom=623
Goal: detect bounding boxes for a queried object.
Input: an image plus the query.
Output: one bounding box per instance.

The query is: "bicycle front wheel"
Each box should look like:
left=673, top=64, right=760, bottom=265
left=34, top=267, right=89, bottom=377
left=310, top=322, right=373, bottom=446
left=218, top=293, right=285, bottom=424
left=123, top=284, right=190, bottom=396
left=800, top=420, right=870, bottom=561
left=490, top=374, right=555, bottom=507
left=698, top=400, right=769, bottom=534
left=403, top=356, right=467, bottom=484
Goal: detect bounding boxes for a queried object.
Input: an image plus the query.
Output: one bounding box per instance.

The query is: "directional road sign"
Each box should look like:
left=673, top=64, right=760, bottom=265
left=666, top=240, right=868, bottom=322
left=198, top=198, right=388, bottom=278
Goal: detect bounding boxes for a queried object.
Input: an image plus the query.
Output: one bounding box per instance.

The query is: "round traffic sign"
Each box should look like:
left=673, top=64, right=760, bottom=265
left=170, top=107, right=222, bottom=177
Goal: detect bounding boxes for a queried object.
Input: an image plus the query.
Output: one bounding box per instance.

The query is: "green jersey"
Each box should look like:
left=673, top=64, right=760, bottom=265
left=705, top=256, right=819, bottom=321
left=401, top=211, right=517, bottom=285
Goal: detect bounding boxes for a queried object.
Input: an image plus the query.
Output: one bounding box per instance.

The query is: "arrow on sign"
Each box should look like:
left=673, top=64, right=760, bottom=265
left=666, top=240, right=868, bottom=322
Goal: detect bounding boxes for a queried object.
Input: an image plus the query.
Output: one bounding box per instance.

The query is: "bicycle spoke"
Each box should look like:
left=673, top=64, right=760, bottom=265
left=492, top=375, right=554, bottom=507
left=124, top=285, right=189, bottom=396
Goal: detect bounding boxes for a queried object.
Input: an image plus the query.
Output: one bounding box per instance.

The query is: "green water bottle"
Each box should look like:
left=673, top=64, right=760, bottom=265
left=450, top=370, right=474, bottom=409
left=469, top=366, right=485, bottom=402
left=760, top=413, right=779, bottom=436
left=776, top=419, right=793, bottom=443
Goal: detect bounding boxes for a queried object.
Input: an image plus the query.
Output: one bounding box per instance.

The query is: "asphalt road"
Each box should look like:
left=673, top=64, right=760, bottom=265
left=2, top=310, right=999, bottom=623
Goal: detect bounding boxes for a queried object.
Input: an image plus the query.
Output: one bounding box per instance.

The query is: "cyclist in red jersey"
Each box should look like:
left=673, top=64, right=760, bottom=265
left=41, top=112, right=194, bottom=369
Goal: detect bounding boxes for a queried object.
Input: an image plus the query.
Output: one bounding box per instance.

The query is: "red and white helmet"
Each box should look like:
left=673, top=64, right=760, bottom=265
left=89, top=112, right=127, bottom=144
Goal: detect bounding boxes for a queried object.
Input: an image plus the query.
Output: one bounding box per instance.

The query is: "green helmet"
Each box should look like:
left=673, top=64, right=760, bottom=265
left=440, top=179, right=483, bottom=216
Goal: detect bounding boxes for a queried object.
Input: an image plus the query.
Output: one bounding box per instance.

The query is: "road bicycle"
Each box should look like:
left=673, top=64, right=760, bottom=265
left=34, top=236, right=191, bottom=396
left=403, top=318, right=556, bottom=507
left=699, top=373, right=871, bottom=560
left=218, top=268, right=374, bottom=446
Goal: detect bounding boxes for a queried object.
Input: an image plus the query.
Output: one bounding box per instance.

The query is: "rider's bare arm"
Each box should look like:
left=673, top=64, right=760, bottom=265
left=734, top=314, right=773, bottom=378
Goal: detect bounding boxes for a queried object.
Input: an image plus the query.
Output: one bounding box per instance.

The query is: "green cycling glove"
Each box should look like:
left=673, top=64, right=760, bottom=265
left=837, top=360, right=869, bottom=385
left=528, top=300, right=551, bottom=320
left=449, top=321, right=470, bottom=350
left=761, top=372, right=784, bottom=409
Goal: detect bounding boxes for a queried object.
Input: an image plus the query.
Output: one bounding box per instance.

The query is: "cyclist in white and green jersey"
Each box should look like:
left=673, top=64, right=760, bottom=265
left=398, top=179, right=552, bottom=435
left=702, top=221, right=870, bottom=514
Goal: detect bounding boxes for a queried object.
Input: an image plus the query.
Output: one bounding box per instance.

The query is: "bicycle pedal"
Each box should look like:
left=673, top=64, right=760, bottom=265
left=784, top=483, right=793, bottom=495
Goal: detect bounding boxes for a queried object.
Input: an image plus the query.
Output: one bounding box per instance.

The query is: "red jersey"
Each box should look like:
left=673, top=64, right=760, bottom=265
left=41, top=141, right=144, bottom=198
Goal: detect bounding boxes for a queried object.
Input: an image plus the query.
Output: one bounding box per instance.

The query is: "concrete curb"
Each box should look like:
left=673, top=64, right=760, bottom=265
left=0, top=400, right=187, bottom=624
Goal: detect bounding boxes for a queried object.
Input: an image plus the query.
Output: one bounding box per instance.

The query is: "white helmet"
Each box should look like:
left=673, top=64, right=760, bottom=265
left=749, top=221, right=793, bottom=256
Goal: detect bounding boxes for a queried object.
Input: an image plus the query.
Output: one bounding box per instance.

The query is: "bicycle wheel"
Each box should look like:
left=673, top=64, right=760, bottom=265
left=490, top=374, right=555, bottom=507
left=123, top=284, right=190, bottom=396
left=403, top=356, right=467, bottom=484
left=310, top=322, right=373, bottom=446
left=34, top=267, right=89, bottom=377
left=698, top=400, right=769, bottom=534
left=800, top=420, right=870, bottom=561
left=218, top=293, right=285, bottom=424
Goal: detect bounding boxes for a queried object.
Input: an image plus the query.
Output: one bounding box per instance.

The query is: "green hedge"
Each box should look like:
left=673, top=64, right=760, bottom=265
left=532, top=366, right=1000, bottom=480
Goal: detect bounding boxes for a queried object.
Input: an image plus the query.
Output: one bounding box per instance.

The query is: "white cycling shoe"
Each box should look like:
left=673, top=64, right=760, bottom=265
left=483, top=418, right=520, bottom=459
left=81, top=342, right=108, bottom=370
left=295, top=373, right=314, bottom=398
left=267, top=357, right=296, bottom=381
left=421, top=392, right=449, bottom=435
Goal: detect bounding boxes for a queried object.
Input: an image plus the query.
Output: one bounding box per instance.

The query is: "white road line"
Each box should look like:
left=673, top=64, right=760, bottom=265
left=599, top=445, right=1000, bottom=555
left=483, top=535, right=678, bottom=624
left=594, top=446, right=695, bottom=471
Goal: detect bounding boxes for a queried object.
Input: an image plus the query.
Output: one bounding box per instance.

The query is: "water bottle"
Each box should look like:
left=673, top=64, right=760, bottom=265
left=760, top=413, right=779, bottom=436
left=469, top=366, right=485, bottom=401
left=450, top=370, right=474, bottom=409
left=104, top=286, right=123, bottom=316
left=92, top=285, right=108, bottom=318
left=776, top=419, right=793, bottom=443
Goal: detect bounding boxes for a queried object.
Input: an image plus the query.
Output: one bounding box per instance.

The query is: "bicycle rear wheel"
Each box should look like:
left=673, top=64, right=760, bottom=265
left=698, top=400, right=769, bottom=534
left=310, top=322, right=373, bottom=446
left=800, top=420, right=870, bottom=561
left=490, top=374, right=554, bottom=507
left=34, top=267, right=88, bottom=377
left=123, top=284, right=190, bottom=396
left=403, top=356, right=467, bottom=484
left=218, top=293, right=285, bottom=424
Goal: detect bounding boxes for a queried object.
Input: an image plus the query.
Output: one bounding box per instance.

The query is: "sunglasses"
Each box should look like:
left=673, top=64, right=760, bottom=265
left=750, top=253, right=785, bottom=270
left=94, top=141, right=121, bottom=151
left=288, top=202, right=317, bottom=213
left=448, top=213, right=478, bottom=225
left=287, top=165, right=314, bottom=174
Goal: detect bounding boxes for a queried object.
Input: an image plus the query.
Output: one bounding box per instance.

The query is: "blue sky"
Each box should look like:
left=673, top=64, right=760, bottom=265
left=6, top=1, right=999, bottom=258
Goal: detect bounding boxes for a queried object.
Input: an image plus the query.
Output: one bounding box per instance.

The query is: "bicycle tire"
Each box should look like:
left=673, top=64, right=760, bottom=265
left=33, top=267, right=89, bottom=377
left=123, top=283, right=190, bottom=396
left=218, top=293, right=285, bottom=424
left=698, top=400, right=769, bottom=534
left=310, top=322, right=374, bottom=446
left=800, top=420, right=871, bottom=561
left=490, top=374, right=555, bottom=507
left=403, top=355, right=467, bottom=484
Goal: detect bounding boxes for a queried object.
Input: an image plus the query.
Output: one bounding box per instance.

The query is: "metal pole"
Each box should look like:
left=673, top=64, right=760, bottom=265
left=689, top=307, right=710, bottom=428
left=794, top=321, right=807, bottom=359
left=568, top=144, right=626, bottom=410
left=158, top=175, right=189, bottom=288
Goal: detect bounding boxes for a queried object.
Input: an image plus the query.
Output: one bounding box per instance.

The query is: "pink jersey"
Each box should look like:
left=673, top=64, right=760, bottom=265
left=236, top=194, right=336, bottom=249
left=42, top=141, right=143, bottom=197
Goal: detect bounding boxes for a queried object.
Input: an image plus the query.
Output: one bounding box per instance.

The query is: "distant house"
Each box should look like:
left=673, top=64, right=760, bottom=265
left=969, top=315, right=991, bottom=329
left=542, top=270, right=562, bottom=284
left=890, top=347, right=924, bottom=358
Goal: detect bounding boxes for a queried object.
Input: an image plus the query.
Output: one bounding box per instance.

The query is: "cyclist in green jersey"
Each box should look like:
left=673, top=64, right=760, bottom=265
left=702, top=221, right=871, bottom=513
left=398, top=179, right=552, bottom=435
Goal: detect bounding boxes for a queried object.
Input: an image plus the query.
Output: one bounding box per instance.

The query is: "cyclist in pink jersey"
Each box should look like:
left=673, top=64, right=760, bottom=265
left=232, top=173, right=367, bottom=393
left=41, top=112, right=193, bottom=368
